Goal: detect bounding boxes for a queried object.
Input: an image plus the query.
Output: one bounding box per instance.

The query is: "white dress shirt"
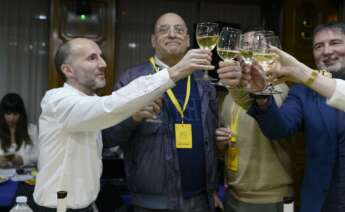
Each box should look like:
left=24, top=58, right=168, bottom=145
left=327, top=79, right=345, bottom=111
left=33, top=70, right=174, bottom=209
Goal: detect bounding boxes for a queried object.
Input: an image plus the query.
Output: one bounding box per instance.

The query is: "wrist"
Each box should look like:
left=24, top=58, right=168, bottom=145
left=167, top=67, right=180, bottom=82
left=303, top=69, right=319, bottom=87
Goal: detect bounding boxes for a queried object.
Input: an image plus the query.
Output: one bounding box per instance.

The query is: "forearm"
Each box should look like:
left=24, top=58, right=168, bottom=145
left=61, top=70, right=174, bottom=131
left=291, top=65, right=336, bottom=98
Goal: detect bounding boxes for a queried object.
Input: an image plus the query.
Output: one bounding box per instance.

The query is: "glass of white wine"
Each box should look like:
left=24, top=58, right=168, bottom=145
left=216, top=27, right=242, bottom=87
left=196, top=22, right=219, bottom=81
left=238, top=30, right=274, bottom=65
left=252, top=34, right=282, bottom=95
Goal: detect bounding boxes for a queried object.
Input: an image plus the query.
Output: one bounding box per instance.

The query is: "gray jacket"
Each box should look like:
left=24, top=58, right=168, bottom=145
left=103, top=62, right=218, bottom=210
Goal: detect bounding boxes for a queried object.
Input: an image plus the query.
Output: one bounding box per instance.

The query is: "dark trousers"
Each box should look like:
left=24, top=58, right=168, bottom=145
left=134, top=193, right=209, bottom=212
left=35, top=204, right=93, bottom=212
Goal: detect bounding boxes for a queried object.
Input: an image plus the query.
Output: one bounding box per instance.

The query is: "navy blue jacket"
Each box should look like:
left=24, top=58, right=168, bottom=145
left=248, top=85, right=338, bottom=212
left=102, top=63, right=218, bottom=210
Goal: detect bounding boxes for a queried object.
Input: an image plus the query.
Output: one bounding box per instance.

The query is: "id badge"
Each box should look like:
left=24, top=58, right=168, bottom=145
left=227, top=147, right=239, bottom=172
left=175, top=123, right=192, bottom=149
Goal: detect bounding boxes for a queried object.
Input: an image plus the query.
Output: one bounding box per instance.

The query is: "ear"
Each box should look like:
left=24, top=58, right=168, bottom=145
left=61, top=64, right=73, bottom=79
left=186, top=34, right=190, bottom=48
left=151, top=34, right=156, bottom=49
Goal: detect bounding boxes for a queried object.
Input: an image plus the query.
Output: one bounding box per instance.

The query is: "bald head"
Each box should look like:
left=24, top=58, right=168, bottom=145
left=154, top=13, right=188, bottom=33
left=55, top=38, right=99, bottom=81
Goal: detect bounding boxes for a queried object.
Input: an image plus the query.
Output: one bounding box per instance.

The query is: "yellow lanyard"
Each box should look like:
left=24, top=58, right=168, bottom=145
left=230, top=102, right=241, bottom=143
left=149, top=57, right=191, bottom=123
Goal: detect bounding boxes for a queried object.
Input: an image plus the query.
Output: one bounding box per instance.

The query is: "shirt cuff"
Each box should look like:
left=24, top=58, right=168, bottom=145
left=156, top=68, right=175, bottom=90
left=326, top=79, right=345, bottom=111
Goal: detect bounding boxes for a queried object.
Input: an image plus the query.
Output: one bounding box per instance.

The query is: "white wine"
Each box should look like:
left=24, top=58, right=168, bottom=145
left=253, top=53, right=278, bottom=64
left=253, top=53, right=279, bottom=72
left=240, top=50, right=253, bottom=64
left=197, top=35, right=219, bottom=50
left=217, top=49, right=239, bottom=61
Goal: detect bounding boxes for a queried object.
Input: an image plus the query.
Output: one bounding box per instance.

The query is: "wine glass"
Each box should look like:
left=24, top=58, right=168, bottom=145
left=217, top=27, right=241, bottom=62
left=252, top=34, right=282, bottom=95
left=215, top=27, right=242, bottom=87
left=238, top=30, right=274, bottom=65
left=195, top=22, right=219, bottom=81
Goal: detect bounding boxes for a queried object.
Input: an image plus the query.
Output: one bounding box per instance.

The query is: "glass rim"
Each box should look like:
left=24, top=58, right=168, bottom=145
left=196, top=22, right=219, bottom=26
left=220, top=26, right=241, bottom=32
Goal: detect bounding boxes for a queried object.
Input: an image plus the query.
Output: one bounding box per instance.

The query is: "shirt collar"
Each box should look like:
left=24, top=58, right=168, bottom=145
left=63, top=83, right=97, bottom=96
left=154, top=56, right=170, bottom=69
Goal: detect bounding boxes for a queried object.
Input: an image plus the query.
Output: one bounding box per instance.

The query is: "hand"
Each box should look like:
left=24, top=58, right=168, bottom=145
left=8, top=154, right=23, bottom=167
left=168, top=49, right=214, bottom=82
left=240, top=61, right=267, bottom=93
left=0, top=156, right=9, bottom=168
left=213, top=191, right=224, bottom=211
left=217, top=60, right=242, bottom=88
left=132, top=98, right=163, bottom=122
left=215, top=127, right=231, bottom=152
left=267, top=46, right=310, bottom=83
left=215, top=127, right=231, bottom=144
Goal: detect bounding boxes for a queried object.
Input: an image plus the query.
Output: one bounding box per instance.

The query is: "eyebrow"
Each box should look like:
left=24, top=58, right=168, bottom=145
left=156, top=24, right=186, bottom=29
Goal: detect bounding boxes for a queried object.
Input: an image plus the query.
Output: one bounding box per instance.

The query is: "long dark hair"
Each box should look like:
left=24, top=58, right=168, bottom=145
left=0, top=93, right=32, bottom=152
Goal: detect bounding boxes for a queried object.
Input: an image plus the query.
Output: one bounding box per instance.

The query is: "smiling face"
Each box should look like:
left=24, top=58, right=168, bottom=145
left=313, top=28, right=345, bottom=73
left=62, top=38, right=107, bottom=95
left=151, top=13, right=190, bottom=66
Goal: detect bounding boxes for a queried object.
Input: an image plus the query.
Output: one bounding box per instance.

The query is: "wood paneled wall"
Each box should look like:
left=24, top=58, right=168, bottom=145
left=48, top=0, right=116, bottom=95
left=282, top=0, right=341, bottom=67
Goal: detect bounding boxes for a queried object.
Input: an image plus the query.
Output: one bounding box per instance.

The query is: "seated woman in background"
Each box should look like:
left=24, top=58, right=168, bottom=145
left=0, top=93, right=38, bottom=168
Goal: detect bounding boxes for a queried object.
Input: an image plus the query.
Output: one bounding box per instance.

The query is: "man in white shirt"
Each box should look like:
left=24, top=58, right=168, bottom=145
left=33, top=37, right=213, bottom=211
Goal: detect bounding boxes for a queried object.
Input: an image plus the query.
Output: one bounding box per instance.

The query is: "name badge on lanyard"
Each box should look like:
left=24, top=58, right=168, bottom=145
left=175, top=123, right=193, bottom=149
left=149, top=56, right=193, bottom=149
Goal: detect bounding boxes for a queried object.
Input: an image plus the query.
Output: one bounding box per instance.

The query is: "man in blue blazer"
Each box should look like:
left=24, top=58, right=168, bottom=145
left=217, top=21, right=345, bottom=212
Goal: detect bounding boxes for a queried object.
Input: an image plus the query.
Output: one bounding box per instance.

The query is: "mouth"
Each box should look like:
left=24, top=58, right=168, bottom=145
left=322, top=56, right=338, bottom=65
left=96, top=73, right=105, bottom=79
left=165, top=41, right=181, bottom=47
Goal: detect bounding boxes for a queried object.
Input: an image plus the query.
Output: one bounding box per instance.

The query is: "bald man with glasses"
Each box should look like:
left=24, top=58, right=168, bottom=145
left=103, top=12, right=222, bottom=212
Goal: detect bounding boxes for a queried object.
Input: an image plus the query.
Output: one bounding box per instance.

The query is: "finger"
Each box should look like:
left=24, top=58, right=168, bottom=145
left=216, top=128, right=231, bottom=136
left=151, top=100, right=162, bottom=113
left=189, top=50, right=213, bottom=61
left=268, top=46, right=284, bottom=57
left=192, top=58, right=213, bottom=66
left=197, top=65, right=215, bottom=71
left=216, top=136, right=231, bottom=142
left=192, top=48, right=213, bottom=56
left=151, top=103, right=161, bottom=114
left=143, top=105, right=155, bottom=113
left=219, top=59, right=239, bottom=68
left=138, top=110, right=155, bottom=118
left=221, top=79, right=241, bottom=87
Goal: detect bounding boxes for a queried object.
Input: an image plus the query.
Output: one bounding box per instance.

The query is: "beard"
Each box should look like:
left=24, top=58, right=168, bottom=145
left=318, top=62, right=345, bottom=72
left=318, top=63, right=345, bottom=79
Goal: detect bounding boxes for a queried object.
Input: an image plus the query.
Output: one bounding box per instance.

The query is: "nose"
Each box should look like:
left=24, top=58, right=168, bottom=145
left=322, top=44, right=334, bottom=55
left=99, top=57, right=107, bottom=68
left=8, top=114, right=15, bottom=121
left=167, top=28, right=177, bottom=38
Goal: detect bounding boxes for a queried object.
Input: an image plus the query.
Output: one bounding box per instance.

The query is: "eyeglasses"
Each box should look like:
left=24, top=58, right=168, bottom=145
left=156, top=24, right=187, bottom=35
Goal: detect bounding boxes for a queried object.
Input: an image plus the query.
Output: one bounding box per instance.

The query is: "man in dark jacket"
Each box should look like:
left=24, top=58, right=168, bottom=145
left=103, top=12, right=220, bottom=212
